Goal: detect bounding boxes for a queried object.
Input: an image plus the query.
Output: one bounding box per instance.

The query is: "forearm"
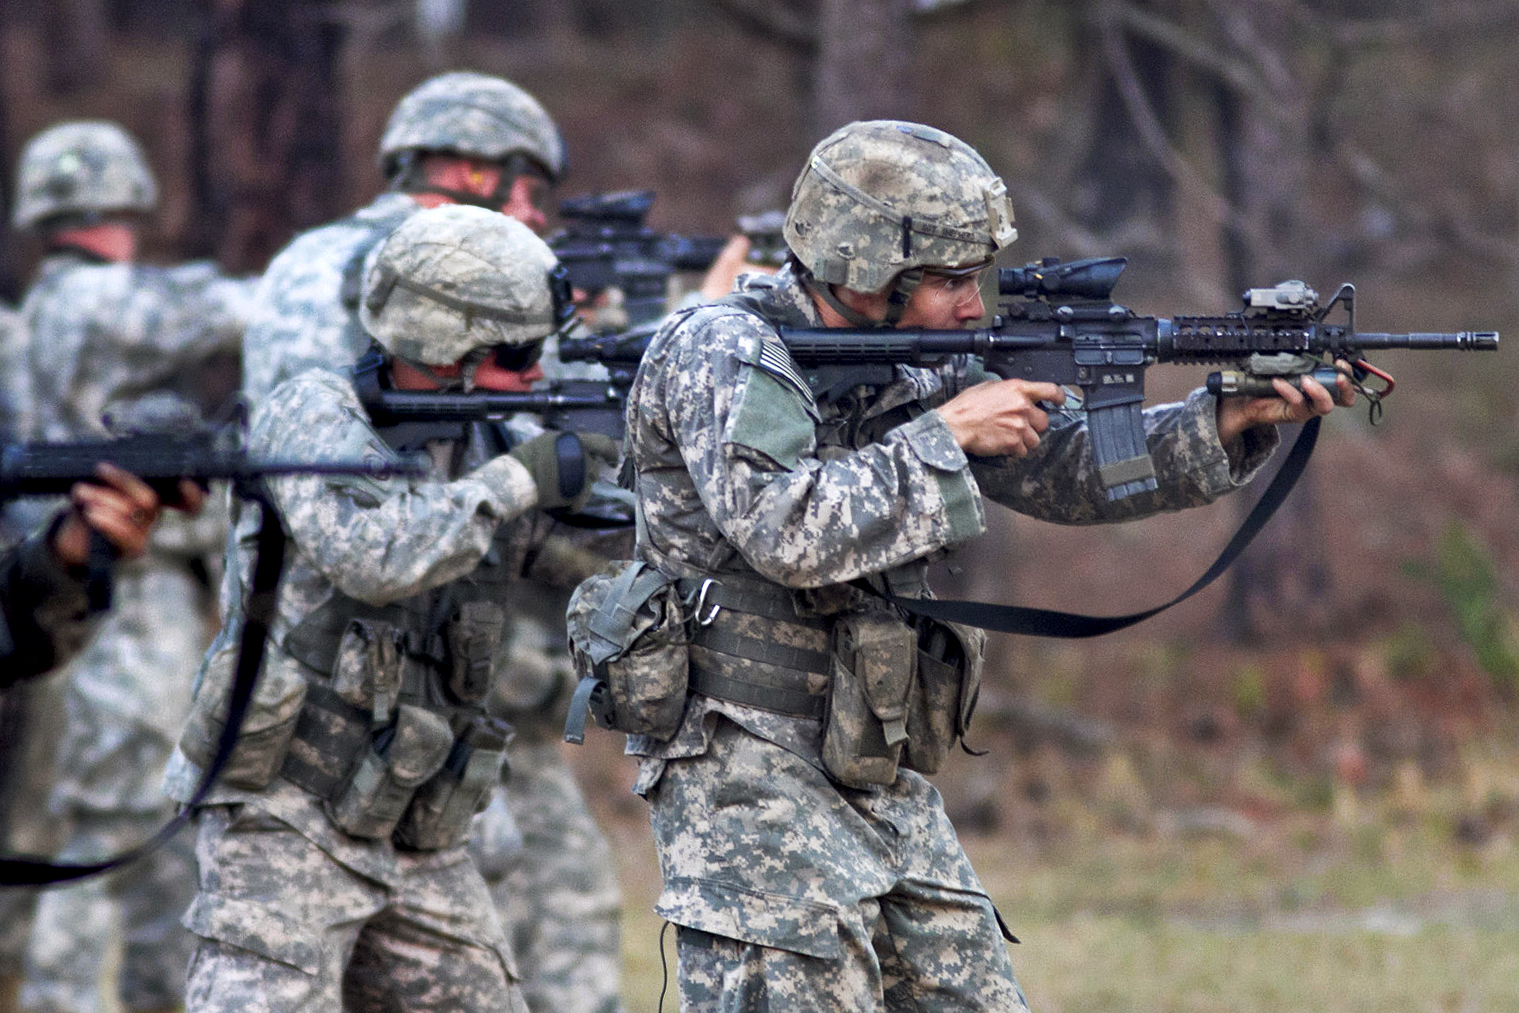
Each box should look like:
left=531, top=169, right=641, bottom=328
left=971, top=389, right=1279, bottom=524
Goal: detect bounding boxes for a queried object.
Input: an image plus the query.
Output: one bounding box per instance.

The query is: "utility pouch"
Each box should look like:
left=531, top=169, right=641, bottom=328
left=564, top=561, right=690, bottom=742
left=179, top=632, right=308, bottom=790
left=327, top=703, right=454, bottom=840
left=395, top=714, right=512, bottom=851
left=447, top=601, right=507, bottom=704
left=820, top=607, right=917, bottom=789
left=902, top=618, right=986, bottom=775
left=331, top=618, right=405, bottom=726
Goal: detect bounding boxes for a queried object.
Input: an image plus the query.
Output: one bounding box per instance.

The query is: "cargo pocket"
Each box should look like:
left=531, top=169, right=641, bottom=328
left=182, top=892, right=321, bottom=976
left=654, top=875, right=842, bottom=960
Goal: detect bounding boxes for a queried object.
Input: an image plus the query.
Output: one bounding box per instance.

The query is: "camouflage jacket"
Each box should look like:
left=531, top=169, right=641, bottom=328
left=624, top=265, right=1278, bottom=769
left=164, top=369, right=548, bottom=871
left=16, top=250, right=252, bottom=812
left=20, top=251, right=254, bottom=442
left=240, top=193, right=418, bottom=406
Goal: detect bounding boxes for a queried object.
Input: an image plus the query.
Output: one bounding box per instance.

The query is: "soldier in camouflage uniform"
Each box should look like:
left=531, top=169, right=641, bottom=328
left=6, top=121, right=253, bottom=1013
left=239, top=70, right=629, bottom=1013
left=616, top=120, right=1356, bottom=1011
left=163, top=205, right=619, bottom=1012
left=240, top=70, right=564, bottom=407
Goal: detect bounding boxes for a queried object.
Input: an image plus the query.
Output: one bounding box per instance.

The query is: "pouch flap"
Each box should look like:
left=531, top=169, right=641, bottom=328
left=654, top=875, right=842, bottom=960
left=182, top=892, right=321, bottom=975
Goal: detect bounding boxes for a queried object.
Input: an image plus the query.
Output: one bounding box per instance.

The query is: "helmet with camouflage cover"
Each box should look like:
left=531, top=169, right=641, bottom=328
left=783, top=120, right=1016, bottom=296
left=12, top=121, right=158, bottom=231
left=361, top=204, right=573, bottom=366
left=378, top=71, right=566, bottom=185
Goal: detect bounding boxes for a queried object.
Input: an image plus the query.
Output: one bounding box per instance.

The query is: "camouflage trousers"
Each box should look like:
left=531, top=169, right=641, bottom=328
left=645, top=718, right=1030, bottom=1013
left=489, top=742, right=625, bottom=1013
left=20, top=809, right=196, bottom=1013
left=184, top=804, right=528, bottom=1013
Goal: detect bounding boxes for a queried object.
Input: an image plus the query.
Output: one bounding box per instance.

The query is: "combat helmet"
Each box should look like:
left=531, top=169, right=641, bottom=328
left=12, top=121, right=158, bottom=231
left=784, top=120, right=1016, bottom=322
left=378, top=71, right=567, bottom=188
left=361, top=204, right=574, bottom=368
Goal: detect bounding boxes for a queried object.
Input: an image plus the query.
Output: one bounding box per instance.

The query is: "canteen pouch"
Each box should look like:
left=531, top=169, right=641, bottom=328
left=820, top=607, right=917, bottom=789
left=395, top=714, right=513, bottom=851
left=564, top=561, right=690, bottom=742
left=328, top=703, right=455, bottom=840
left=179, top=630, right=308, bottom=790
left=902, top=618, right=986, bottom=775
left=447, top=601, right=507, bottom=704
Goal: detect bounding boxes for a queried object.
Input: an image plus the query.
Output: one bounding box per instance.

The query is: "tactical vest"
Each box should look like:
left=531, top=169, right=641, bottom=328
left=582, top=288, right=983, bottom=787
left=271, top=413, right=541, bottom=849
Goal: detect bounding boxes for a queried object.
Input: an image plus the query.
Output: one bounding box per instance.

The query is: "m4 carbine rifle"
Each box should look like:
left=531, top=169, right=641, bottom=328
left=0, top=426, right=427, bottom=608
left=549, top=191, right=789, bottom=328
left=779, top=257, right=1498, bottom=500
left=550, top=189, right=726, bottom=327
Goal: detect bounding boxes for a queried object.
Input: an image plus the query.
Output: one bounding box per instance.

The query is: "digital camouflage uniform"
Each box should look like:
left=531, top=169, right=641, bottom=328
left=623, top=263, right=1279, bottom=1011
left=241, top=175, right=625, bottom=1013
left=162, top=366, right=540, bottom=1013
left=238, top=191, right=417, bottom=407
left=15, top=250, right=251, bottom=1013
left=164, top=206, right=609, bottom=1013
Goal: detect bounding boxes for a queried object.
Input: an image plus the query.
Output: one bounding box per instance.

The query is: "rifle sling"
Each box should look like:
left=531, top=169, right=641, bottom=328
left=0, top=486, right=287, bottom=887
left=874, top=417, right=1320, bottom=637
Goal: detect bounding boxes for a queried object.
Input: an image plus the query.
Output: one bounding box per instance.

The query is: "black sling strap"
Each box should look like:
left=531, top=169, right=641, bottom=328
left=881, top=417, right=1320, bottom=637
left=0, top=487, right=287, bottom=887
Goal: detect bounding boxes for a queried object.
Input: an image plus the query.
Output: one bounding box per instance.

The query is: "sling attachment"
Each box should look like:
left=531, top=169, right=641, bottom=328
left=0, top=483, right=288, bottom=887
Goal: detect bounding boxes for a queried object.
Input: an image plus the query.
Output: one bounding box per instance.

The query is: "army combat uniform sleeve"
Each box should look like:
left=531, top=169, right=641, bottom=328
left=253, top=370, right=540, bottom=605
left=958, top=370, right=1281, bottom=525
left=636, top=305, right=986, bottom=588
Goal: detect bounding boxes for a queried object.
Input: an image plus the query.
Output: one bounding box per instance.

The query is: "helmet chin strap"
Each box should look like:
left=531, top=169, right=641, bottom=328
left=805, top=268, right=923, bottom=328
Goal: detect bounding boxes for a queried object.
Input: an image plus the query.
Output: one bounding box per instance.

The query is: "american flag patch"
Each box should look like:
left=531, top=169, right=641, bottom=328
left=756, top=338, right=811, bottom=397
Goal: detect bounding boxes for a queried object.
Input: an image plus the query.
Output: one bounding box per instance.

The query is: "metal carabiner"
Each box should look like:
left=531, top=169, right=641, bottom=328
left=693, top=578, right=722, bottom=627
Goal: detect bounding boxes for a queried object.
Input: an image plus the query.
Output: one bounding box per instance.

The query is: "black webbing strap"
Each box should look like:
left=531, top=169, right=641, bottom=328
left=883, top=418, right=1320, bottom=637
left=688, top=666, right=827, bottom=720
left=0, top=489, right=287, bottom=887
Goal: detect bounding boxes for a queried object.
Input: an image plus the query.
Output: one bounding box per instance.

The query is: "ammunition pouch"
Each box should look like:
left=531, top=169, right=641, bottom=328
left=563, top=565, right=985, bottom=789
left=179, top=626, right=309, bottom=790
left=328, top=703, right=455, bottom=840
left=395, top=713, right=512, bottom=851
left=904, top=616, right=985, bottom=775
left=273, top=603, right=513, bottom=849
left=821, top=603, right=916, bottom=788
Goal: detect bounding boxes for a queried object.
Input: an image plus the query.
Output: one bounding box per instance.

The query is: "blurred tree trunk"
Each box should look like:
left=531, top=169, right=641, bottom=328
left=42, top=0, right=110, bottom=94
left=814, top=0, right=914, bottom=134
left=187, top=0, right=347, bottom=273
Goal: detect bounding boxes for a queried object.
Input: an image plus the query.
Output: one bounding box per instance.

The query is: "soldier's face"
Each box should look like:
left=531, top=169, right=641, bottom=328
left=898, top=267, right=988, bottom=328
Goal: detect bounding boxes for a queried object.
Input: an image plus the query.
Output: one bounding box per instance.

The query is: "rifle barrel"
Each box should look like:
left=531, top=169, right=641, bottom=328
left=1353, top=331, right=1499, bottom=350
left=365, top=389, right=621, bottom=422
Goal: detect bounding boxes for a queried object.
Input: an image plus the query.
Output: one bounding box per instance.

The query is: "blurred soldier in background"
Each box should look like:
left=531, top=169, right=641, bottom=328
left=7, top=120, right=253, bottom=1013
left=163, top=205, right=617, bottom=1012
left=239, top=70, right=628, bottom=1013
